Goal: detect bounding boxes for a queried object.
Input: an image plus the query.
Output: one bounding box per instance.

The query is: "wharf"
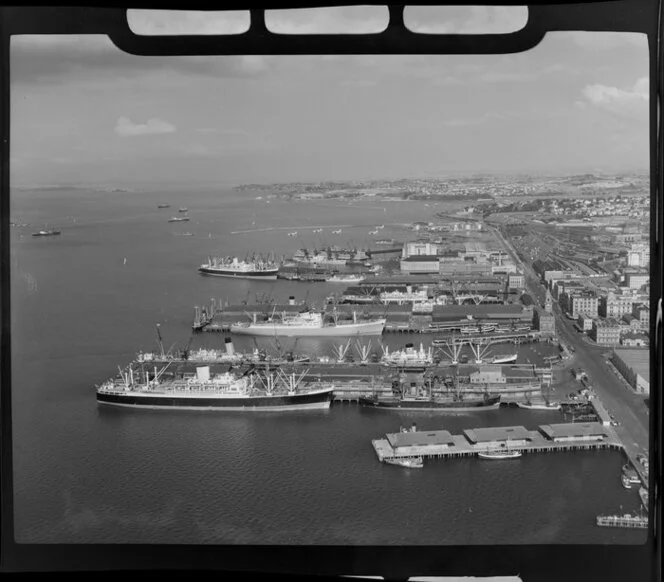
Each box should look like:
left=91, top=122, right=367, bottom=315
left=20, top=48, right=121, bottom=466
left=372, top=422, right=624, bottom=463
left=596, top=514, right=648, bottom=529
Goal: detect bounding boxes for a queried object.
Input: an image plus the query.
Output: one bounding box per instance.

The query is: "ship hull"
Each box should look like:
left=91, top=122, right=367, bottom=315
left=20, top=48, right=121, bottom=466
left=359, top=395, right=501, bottom=411
left=478, top=451, right=522, bottom=460
left=198, top=268, right=279, bottom=280
left=97, top=388, right=334, bottom=410
left=516, top=402, right=561, bottom=411
left=230, top=321, right=385, bottom=336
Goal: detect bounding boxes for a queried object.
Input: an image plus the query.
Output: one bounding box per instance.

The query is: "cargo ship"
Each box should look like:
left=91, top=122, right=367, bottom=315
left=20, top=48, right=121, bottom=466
left=96, top=364, right=335, bottom=411
left=198, top=256, right=279, bottom=279
left=359, top=393, right=501, bottom=411
left=230, top=310, right=385, bottom=337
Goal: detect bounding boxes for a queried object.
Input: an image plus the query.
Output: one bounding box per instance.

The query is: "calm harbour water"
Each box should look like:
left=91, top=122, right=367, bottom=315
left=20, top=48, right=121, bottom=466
left=10, top=187, right=646, bottom=544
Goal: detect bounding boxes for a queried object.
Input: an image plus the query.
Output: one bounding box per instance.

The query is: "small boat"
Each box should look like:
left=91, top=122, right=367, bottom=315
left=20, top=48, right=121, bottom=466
left=168, top=217, right=190, bottom=222
left=369, top=230, right=379, bottom=235
left=312, top=228, right=323, bottom=233
left=621, top=474, right=632, bottom=489
left=384, top=457, right=423, bottom=469
left=332, top=229, right=342, bottom=234
left=158, top=204, right=170, bottom=208
left=478, top=449, right=522, bottom=460
left=32, top=229, right=61, bottom=237
left=178, top=207, right=188, bottom=213
left=288, top=231, right=298, bottom=237
left=175, top=232, right=194, bottom=237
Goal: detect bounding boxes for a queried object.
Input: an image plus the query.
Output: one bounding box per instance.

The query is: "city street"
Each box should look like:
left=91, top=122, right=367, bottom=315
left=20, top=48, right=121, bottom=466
left=496, top=226, right=650, bottom=462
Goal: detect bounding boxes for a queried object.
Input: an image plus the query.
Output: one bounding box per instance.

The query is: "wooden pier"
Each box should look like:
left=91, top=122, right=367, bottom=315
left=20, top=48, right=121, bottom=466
left=372, top=422, right=624, bottom=463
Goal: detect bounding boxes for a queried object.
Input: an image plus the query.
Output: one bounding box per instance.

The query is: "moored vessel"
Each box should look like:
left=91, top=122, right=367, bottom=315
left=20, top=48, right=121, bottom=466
left=96, top=364, right=335, bottom=411
left=359, top=393, right=501, bottom=411
left=230, top=310, right=385, bottom=337
left=169, top=216, right=190, bottom=222
left=516, top=401, right=561, bottom=411
left=199, top=256, right=279, bottom=279
left=326, top=273, right=365, bottom=283
left=478, top=449, right=522, bottom=460
left=383, top=457, right=424, bottom=468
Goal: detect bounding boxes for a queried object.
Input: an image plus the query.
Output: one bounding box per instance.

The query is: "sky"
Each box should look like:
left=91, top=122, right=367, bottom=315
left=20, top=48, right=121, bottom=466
left=9, top=7, right=649, bottom=188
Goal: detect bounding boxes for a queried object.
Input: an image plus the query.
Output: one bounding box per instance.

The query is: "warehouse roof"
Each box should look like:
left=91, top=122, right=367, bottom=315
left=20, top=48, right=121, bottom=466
left=539, top=423, right=609, bottom=440
left=463, top=426, right=531, bottom=443
left=387, top=429, right=455, bottom=449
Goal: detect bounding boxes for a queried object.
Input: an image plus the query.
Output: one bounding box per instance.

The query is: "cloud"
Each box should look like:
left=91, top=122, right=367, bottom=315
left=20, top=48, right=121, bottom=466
left=11, top=35, right=271, bottom=83
left=581, top=77, right=648, bottom=120
left=405, top=6, right=527, bottom=34
left=127, top=9, right=250, bottom=35
left=266, top=6, right=388, bottom=34
left=557, top=31, right=647, bottom=51
left=114, top=116, right=176, bottom=137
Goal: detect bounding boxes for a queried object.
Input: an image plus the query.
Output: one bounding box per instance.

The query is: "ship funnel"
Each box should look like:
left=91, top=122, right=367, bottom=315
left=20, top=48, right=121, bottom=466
left=289, top=296, right=296, bottom=306
left=196, top=366, right=210, bottom=382
left=224, top=337, right=235, bottom=355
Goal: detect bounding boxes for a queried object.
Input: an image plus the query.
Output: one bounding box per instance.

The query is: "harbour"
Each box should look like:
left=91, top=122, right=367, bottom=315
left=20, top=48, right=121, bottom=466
left=10, top=187, right=650, bottom=546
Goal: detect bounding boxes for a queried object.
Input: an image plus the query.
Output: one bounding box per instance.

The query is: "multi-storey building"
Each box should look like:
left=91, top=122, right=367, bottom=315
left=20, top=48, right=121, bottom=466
left=633, top=305, right=650, bottom=329
left=590, top=318, right=621, bottom=347
left=403, top=241, right=440, bottom=258
left=627, top=243, right=650, bottom=268
left=624, top=272, right=649, bottom=290
left=598, top=293, right=634, bottom=319
left=508, top=274, right=524, bottom=289
left=564, top=292, right=598, bottom=318
left=578, top=314, right=594, bottom=332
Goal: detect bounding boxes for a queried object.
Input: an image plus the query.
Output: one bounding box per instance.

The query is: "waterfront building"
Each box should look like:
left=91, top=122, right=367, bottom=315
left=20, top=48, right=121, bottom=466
left=400, top=256, right=440, bottom=274
left=508, top=273, right=524, bottom=289
left=463, top=426, right=530, bottom=448
left=403, top=241, right=441, bottom=258
left=599, top=292, right=634, bottom=318
left=539, top=423, right=609, bottom=443
left=533, top=309, right=555, bottom=335
left=386, top=429, right=456, bottom=456
left=590, top=318, right=621, bottom=346
left=611, top=349, right=650, bottom=393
